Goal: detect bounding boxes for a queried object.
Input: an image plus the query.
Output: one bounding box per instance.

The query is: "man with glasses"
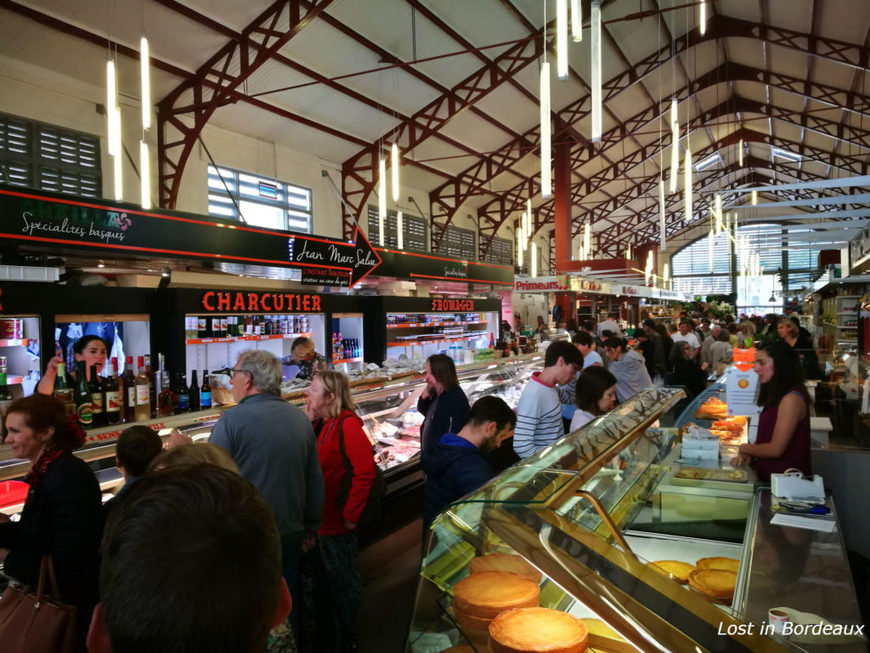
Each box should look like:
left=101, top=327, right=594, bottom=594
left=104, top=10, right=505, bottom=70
left=210, top=349, right=324, bottom=639
left=513, top=340, right=584, bottom=459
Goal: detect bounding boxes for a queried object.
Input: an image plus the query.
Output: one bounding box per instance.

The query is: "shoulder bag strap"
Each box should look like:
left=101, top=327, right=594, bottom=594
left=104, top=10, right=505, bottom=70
left=335, top=414, right=354, bottom=476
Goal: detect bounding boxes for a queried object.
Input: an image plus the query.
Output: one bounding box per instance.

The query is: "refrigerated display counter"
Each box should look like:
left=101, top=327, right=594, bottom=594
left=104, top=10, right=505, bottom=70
left=407, top=386, right=865, bottom=652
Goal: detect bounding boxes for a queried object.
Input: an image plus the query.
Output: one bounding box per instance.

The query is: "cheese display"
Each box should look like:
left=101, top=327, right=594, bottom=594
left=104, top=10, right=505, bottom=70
left=646, top=560, right=695, bottom=583
left=489, top=607, right=589, bottom=653
left=696, top=556, right=740, bottom=573
left=688, top=568, right=736, bottom=601
left=453, top=571, right=540, bottom=619
left=469, top=553, right=543, bottom=584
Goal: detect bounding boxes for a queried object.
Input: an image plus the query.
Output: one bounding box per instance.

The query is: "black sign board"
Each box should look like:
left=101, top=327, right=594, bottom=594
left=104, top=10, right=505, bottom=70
left=0, top=186, right=381, bottom=286
left=374, top=248, right=513, bottom=285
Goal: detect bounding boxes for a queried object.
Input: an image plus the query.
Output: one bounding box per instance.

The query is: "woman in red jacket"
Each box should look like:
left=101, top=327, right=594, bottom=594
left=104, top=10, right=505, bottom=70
left=304, top=370, right=375, bottom=653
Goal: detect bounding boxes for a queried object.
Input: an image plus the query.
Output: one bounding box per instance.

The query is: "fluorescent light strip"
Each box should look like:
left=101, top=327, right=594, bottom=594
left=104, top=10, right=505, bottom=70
left=540, top=61, right=552, bottom=197
left=571, top=0, right=582, bottom=42
left=391, top=143, right=400, bottom=202
left=396, top=210, right=403, bottom=249
left=659, top=178, right=667, bottom=250
left=738, top=138, right=743, bottom=167
left=139, top=140, right=150, bottom=209
left=106, top=59, right=119, bottom=157
left=669, top=99, right=679, bottom=193
left=378, top=156, right=386, bottom=246
left=517, top=228, right=524, bottom=268
left=590, top=1, right=602, bottom=141
left=140, top=37, right=151, bottom=131
left=684, top=148, right=693, bottom=224
left=699, top=1, right=706, bottom=36
left=557, top=0, right=569, bottom=79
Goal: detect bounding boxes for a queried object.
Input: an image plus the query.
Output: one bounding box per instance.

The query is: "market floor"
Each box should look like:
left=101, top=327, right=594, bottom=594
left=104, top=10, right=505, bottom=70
left=358, top=517, right=424, bottom=652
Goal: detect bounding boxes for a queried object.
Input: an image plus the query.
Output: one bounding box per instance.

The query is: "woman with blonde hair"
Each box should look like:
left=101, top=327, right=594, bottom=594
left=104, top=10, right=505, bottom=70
left=304, top=370, right=375, bottom=652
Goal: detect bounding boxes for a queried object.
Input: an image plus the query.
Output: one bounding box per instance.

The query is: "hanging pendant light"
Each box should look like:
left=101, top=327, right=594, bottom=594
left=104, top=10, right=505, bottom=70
left=517, top=227, right=524, bottom=268
left=540, top=61, right=552, bottom=197
left=396, top=210, right=403, bottom=249
left=571, top=0, right=582, bottom=42
left=626, top=244, right=632, bottom=260
left=708, top=221, right=715, bottom=273
left=113, top=149, right=123, bottom=201
left=584, top=222, right=591, bottom=260
left=738, top=138, right=743, bottom=167
left=669, top=99, right=679, bottom=193
left=140, top=36, right=151, bottom=131
left=391, top=143, right=400, bottom=202
left=683, top=148, right=693, bottom=224
left=663, top=263, right=670, bottom=284
left=378, top=156, right=386, bottom=246
left=751, top=190, right=758, bottom=205
left=590, top=0, right=602, bottom=141
left=531, top=241, right=538, bottom=278
left=556, top=0, right=569, bottom=80
left=714, top=193, right=723, bottom=232
left=658, top=178, right=667, bottom=250
left=699, top=1, right=707, bottom=36
left=139, top=140, right=150, bottom=209
left=106, top=59, right=120, bottom=157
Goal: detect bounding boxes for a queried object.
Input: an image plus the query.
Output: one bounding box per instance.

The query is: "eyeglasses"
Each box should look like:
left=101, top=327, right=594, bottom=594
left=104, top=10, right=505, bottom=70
left=228, top=368, right=249, bottom=378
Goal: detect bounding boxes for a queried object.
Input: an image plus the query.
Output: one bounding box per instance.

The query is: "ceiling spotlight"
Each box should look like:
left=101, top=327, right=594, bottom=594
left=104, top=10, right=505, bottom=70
left=158, top=267, right=171, bottom=290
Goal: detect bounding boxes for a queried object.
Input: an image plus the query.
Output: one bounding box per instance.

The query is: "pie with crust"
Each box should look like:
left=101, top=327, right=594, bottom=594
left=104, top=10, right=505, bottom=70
left=453, top=571, right=540, bottom=619
left=696, top=556, right=739, bottom=573
left=688, top=568, right=736, bottom=600
left=489, top=607, right=588, bottom=653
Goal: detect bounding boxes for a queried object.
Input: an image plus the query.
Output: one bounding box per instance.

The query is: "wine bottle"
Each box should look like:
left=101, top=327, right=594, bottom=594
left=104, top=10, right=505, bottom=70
left=175, top=372, right=190, bottom=413
left=103, top=360, right=122, bottom=425
left=144, top=355, right=157, bottom=417
left=122, top=356, right=136, bottom=423
left=189, top=370, right=200, bottom=411
left=134, top=356, right=151, bottom=422
left=88, top=364, right=105, bottom=428
left=73, top=360, right=94, bottom=429
left=200, top=370, right=212, bottom=409
left=53, top=362, right=75, bottom=416
left=158, top=370, right=174, bottom=416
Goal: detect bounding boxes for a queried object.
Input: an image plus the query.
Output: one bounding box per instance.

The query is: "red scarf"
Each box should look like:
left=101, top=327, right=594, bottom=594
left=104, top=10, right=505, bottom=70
left=24, top=445, right=64, bottom=489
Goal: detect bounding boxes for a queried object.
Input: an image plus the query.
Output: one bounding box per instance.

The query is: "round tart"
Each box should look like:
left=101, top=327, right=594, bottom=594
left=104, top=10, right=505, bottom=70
left=453, top=603, right=495, bottom=632
left=688, top=568, right=736, bottom=600
left=453, top=571, right=540, bottom=619
left=469, top=553, right=542, bottom=584
left=696, top=556, right=739, bottom=573
left=489, top=607, right=588, bottom=653
left=646, top=560, right=695, bottom=583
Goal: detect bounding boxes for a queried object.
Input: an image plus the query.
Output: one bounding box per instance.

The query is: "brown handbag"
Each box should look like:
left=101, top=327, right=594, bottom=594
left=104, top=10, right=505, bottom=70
left=0, top=555, right=78, bottom=653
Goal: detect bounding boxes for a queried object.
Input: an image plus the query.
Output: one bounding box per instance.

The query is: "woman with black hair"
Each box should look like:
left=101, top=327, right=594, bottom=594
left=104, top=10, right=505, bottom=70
left=570, top=366, right=618, bottom=431
left=36, top=334, right=108, bottom=394
left=668, top=340, right=709, bottom=398
left=731, top=340, right=811, bottom=481
left=417, top=354, right=470, bottom=457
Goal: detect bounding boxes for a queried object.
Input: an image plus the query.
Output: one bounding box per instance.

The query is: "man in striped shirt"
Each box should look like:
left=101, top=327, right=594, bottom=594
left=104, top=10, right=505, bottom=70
left=513, top=341, right=584, bottom=459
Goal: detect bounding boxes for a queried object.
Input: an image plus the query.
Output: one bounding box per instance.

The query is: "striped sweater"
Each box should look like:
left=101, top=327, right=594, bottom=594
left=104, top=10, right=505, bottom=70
left=513, top=372, right=564, bottom=459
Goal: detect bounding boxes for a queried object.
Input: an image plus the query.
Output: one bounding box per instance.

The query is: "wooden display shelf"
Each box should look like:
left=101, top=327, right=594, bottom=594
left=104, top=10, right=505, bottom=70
left=186, top=332, right=310, bottom=345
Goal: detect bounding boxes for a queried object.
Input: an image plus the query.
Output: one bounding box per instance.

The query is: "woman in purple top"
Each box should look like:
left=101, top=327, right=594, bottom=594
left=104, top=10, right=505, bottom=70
left=731, top=340, right=811, bottom=481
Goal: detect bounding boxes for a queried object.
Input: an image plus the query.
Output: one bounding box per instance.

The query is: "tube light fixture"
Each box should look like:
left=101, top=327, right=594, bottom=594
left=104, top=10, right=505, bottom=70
left=751, top=190, right=758, bottom=205
left=590, top=1, right=602, bottom=141
left=684, top=148, right=693, bottom=225
left=396, top=210, right=403, bottom=249
left=531, top=241, right=538, bottom=278
left=714, top=193, right=723, bottom=232
left=378, top=156, right=386, bottom=246
left=517, top=228, right=524, bottom=268
left=708, top=222, right=715, bottom=273
left=540, top=61, right=552, bottom=197
left=663, top=263, right=670, bottom=283
left=659, top=178, right=667, bottom=250
left=699, top=1, right=706, bottom=36
left=669, top=99, right=679, bottom=193
left=571, top=0, right=582, bottom=42
left=738, top=138, right=743, bottom=167
left=526, top=198, right=532, bottom=236
left=113, top=148, right=123, bottom=201
left=626, top=244, right=632, bottom=260
left=391, top=143, right=400, bottom=202
left=139, top=140, right=150, bottom=209
left=578, top=244, right=584, bottom=261
left=556, top=0, right=569, bottom=80
left=140, top=36, right=151, bottom=131
left=584, top=222, right=591, bottom=260
left=106, top=59, right=119, bottom=157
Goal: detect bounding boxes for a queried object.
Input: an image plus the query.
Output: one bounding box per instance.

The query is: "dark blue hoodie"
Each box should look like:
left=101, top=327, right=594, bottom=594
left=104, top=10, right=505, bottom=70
left=422, top=433, right=493, bottom=533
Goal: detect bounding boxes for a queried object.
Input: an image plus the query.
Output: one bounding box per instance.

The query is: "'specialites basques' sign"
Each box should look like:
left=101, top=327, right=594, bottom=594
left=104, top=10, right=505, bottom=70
left=0, top=186, right=381, bottom=286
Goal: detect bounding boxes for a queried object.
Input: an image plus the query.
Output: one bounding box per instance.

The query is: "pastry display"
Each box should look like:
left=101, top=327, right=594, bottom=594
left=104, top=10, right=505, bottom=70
left=453, top=571, right=540, bottom=620
left=694, top=396, right=727, bottom=419
left=674, top=466, right=747, bottom=482
left=489, top=607, right=588, bottom=653
left=696, top=556, right=740, bottom=573
left=469, top=553, right=543, bottom=584
left=646, top=560, right=695, bottom=583
left=688, top=568, right=736, bottom=601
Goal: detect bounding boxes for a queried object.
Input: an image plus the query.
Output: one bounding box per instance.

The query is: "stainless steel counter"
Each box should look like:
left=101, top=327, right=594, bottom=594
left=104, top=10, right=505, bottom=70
left=743, top=489, right=866, bottom=652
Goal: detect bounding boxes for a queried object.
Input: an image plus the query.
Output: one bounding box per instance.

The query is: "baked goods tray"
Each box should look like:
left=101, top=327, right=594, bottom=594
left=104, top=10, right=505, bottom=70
left=668, top=462, right=754, bottom=493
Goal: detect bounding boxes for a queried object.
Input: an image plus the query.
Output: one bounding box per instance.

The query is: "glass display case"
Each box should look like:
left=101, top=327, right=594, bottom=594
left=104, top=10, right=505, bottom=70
left=407, top=387, right=810, bottom=653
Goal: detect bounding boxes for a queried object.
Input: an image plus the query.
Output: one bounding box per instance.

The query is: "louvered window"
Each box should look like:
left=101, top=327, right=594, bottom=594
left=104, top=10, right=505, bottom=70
left=482, top=236, right=513, bottom=265
left=366, top=206, right=427, bottom=252
left=0, top=112, right=100, bottom=196
left=442, top=225, right=476, bottom=261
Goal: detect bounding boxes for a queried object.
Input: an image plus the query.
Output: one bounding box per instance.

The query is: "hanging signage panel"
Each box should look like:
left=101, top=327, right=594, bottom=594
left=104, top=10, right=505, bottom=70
left=374, top=249, right=513, bottom=285
left=0, top=186, right=380, bottom=285
left=513, top=276, right=570, bottom=293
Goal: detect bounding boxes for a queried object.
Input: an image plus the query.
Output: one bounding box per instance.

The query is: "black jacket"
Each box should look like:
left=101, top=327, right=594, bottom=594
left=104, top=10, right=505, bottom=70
left=422, top=433, right=493, bottom=532
left=0, top=452, right=102, bottom=641
left=669, top=358, right=709, bottom=398
left=417, top=386, right=470, bottom=454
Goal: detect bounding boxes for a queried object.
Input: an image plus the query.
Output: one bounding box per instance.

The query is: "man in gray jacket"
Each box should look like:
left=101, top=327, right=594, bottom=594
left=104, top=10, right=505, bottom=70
left=602, top=336, right=653, bottom=403
left=210, top=349, right=324, bottom=637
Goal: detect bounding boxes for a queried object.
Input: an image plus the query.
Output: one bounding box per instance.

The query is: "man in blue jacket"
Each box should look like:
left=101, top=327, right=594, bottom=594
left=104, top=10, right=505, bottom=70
left=422, top=396, right=516, bottom=535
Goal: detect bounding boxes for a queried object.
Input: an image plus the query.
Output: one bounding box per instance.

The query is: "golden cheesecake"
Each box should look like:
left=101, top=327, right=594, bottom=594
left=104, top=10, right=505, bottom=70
left=469, top=553, right=543, bottom=584
left=688, top=568, right=736, bottom=601
left=489, top=607, right=588, bottom=653
left=453, top=571, right=540, bottom=620
left=646, top=560, right=695, bottom=583
left=696, top=556, right=739, bottom=573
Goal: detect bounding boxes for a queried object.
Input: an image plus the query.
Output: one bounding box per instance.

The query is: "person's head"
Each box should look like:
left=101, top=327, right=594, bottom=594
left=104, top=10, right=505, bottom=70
left=679, top=311, right=687, bottom=319
left=788, top=315, right=801, bottom=329
left=716, top=327, right=731, bottom=343
left=4, top=394, right=84, bottom=462
left=755, top=340, right=807, bottom=407
left=231, top=350, right=282, bottom=400
left=582, top=319, right=596, bottom=333
left=633, top=328, right=647, bottom=342
left=667, top=323, right=678, bottom=335
left=670, top=340, right=691, bottom=363
left=565, top=318, right=579, bottom=333
left=463, top=396, right=517, bottom=453
left=90, top=465, right=290, bottom=653
left=642, top=318, right=656, bottom=335
left=777, top=318, right=798, bottom=340
left=74, top=335, right=108, bottom=375
left=149, top=443, right=239, bottom=474
left=764, top=313, right=779, bottom=326
left=727, top=322, right=738, bottom=334
left=305, top=370, right=355, bottom=420
left=543, top=340, right=584, bottom=384
left=601, top=329, right=613, bottom=339
left=536, top=315, right=545, bottom=326
left=608, top=311, right=619, bottom=320
left=710, top=324, right=721, bottom=338
left=602, top=336, right=626, bottom=362
left=424, top=354, right=459, bottom=394
left=572, top=331, right=595, bottom=357
left=290, top=337, right=316, bottom=363
left=701, top=318, right=711, bottom=330
left=654, top=323, right=669, bottom=339
left=574, top=366, right=618, bottom=416
left=115, top=425, right=163, bottom=479
left=678, top=322, right=691, bottom=336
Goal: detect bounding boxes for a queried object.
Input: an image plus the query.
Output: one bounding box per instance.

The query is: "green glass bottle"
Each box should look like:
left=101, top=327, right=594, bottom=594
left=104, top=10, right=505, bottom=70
left=73, top=360, right=94, bottom=428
